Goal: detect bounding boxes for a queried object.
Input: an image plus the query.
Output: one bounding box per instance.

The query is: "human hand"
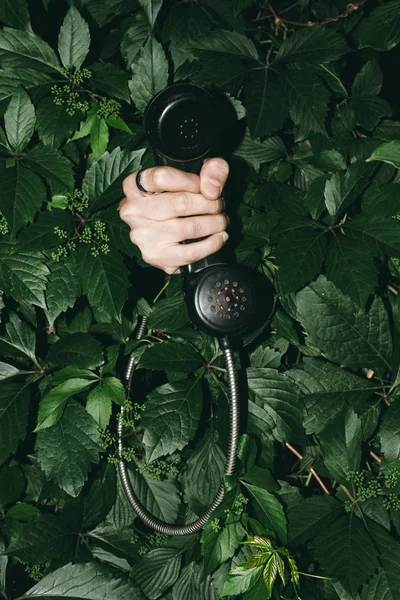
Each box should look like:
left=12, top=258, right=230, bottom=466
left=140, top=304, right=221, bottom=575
left=119, top=158, right=229, bottom=274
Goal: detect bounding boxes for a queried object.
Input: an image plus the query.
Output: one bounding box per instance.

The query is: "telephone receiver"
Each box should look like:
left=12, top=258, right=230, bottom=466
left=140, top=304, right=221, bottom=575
left=143, top=84, right=256, bottom=345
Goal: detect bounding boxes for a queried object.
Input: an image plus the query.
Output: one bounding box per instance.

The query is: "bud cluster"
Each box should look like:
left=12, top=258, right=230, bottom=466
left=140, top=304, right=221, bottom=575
left=0, top=212, right=8, bottom=236
left=139, top=455, right=180, bottom=481
left=97, top=98, right=121, bottom=120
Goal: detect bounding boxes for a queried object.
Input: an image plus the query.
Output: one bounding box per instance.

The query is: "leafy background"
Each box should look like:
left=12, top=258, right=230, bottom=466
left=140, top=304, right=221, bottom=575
left=1, top=0, right=400, bottom=598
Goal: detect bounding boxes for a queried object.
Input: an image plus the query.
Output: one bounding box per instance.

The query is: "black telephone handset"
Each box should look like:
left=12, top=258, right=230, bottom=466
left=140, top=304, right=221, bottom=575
left=143, top=84, right=255, bottom=344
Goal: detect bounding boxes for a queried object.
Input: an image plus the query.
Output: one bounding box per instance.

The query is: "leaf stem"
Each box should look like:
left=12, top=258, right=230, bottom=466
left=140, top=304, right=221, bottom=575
left=153, top=278, right=170, bottom=304
left=285, top=443, right=330, bottom=495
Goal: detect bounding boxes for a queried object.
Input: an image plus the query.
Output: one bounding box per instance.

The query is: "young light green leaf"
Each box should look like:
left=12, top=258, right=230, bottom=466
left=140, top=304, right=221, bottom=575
left=263, top=554, right=278, bottom=597
left=36, top=377, right=97, bottom=431
left=129, top=36, right=168, bottom=113
left=15, top=561, right=144, bottom=599
left=4, top=87, right=35, bottom=152
left=141, top=378, right=203, bottom=462
left=36, top=400, right=102, bottom=497
left=242, top=482, right=287, bottom=544
left=58, top=7, right=90, bottom=69
left=0, top=383, right=30, bottom=466
left=0, top=27, right=61, bottom=72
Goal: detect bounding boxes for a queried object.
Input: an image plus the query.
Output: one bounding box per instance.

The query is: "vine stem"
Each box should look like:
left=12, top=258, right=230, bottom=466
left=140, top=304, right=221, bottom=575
left=285, top=443, right=330, bottom=495
left=370, top=451, right=382, bottom=464
left=267, top=1, right=367, bottom=27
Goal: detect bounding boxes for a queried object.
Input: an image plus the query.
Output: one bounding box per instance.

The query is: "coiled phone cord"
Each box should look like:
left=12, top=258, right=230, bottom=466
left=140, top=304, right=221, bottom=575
left=117, top=316, right=240, bottom=535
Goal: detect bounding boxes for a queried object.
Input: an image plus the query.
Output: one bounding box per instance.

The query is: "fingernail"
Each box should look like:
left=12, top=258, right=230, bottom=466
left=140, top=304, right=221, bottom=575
left=222, top=232, right=229, bottom=242
left=207, top=179, right=221, bottom=198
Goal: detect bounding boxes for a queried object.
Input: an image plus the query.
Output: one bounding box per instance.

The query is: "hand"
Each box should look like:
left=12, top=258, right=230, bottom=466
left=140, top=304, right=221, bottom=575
left=119, top=158, right=229, bottom=274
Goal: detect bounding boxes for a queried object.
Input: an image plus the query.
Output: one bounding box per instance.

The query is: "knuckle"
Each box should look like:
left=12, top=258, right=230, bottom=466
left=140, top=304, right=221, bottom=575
left=141, top=250, right=156, bottom=266
left=129, top=227, right=145, bottom=247
left=151, top=166, right=168, bottom=189
left=182, top=218, right=198, bottom=239
left=174, top=192, right=192, bottom=216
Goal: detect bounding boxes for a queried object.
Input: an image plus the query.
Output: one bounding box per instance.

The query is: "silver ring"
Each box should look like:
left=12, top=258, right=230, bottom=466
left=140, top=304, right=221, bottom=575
left=136, top=168, right=155, bottom=195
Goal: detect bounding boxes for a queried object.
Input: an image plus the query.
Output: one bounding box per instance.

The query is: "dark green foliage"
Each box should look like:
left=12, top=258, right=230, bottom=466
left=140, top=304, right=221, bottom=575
left=1, top=1, right=400, bottom=599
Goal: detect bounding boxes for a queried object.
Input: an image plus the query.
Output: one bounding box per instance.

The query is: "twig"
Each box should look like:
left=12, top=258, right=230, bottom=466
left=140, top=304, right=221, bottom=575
left=370, top=451, right=382, bottom=464
left=366, top=369, right=374, bottom=380
left=388, top=285, right=398, bottom=296
left=254, top=2, right=299, bottom=21
left=285, top=443, right=330, bottom=495
left=268, top=1, right=366, bottom=27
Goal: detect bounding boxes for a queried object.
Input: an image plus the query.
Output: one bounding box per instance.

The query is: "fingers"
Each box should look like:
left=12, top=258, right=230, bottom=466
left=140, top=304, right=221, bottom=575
left=119, top=192, right=224, bottom=225
left=200, top=158, right=229, bottom=200
left=141, top=232, right=229, bottom=274
left=122, top=166, right=200, bottom=196
left=155, top=213, right=229, bottom=243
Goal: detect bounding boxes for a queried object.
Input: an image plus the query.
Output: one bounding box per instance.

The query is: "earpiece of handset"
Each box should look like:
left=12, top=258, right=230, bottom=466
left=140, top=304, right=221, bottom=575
left=143, top=84, right=226, bottom=276
left=143, top=84, right=255, bottom=340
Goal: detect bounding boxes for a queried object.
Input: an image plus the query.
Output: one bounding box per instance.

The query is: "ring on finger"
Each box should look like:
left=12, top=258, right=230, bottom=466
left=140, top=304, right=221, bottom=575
left=136, top=168, right=156, bottom=195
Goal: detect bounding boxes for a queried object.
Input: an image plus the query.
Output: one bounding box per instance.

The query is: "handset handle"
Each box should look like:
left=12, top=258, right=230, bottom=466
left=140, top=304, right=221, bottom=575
left=143, top=84, right=227, bottom=275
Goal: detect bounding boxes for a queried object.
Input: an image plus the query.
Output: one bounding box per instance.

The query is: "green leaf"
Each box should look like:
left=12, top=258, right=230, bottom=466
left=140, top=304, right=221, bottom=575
left=183, top=429, right=225, bottom=515
left=378, top=400, right=400, bottom=463
left=48, top=333, right=104, bottom=369
left=172, top=562, right=218, bottom=600
left=127, top=459, right=180, bottom=523
left=86, top=378, right=125, bottom=429
left=352, top=60, right=382, bottom=97
left=36, top=377, right=96, bottom=431
left=367, top=141, right=400, bottom=169
left=280, top=69, right=330, bottom=139
left=139, top=340, right=203, bottom=372
left=311, top=514, right=379, bottom=596
left=0, top=166, right=45, bottom=236
left=147, top=294, right=190, bottom=332
left=0, top=67, right=52, bottom=103
left=16, top=561, right=145, bottom=599
left=80, top=247, right=130, bottom=324
left=0, top=27, right=61, bottom=72
left=276, top=27, right=348, bottom=64
left=369, top=521, right=400, bottom=597
left=319, top=407, right=362, bottom=484
left=141, top=378, right=203, bottom=461
left=221, top=565, right=263, bottom=597
left=361, top=569, right=398, bottom=600
left=138, top=0, right=162, bottom=27
left=359, top=0, right=400, bottom=52
left=304, top=175, right=329, bottom=220
left=90, top=115, right=109, bottom=160
left=272, top=219, right=328, bottom=293
left=234, top=129, right=286, bottom=167
left=247, top=368, right=306, bottom=443
left=324, top=161, right=375, bottom=218
left=242, top=482, right=287, bottom=544
left=129, top=36, right=168, bottom=113
left=5, top=513, right=75, bottom=563
left=187, top=29, right=259, bottom=62
left=4, top=87, right=35, bottom=152
left=362, top=183, right=400, bottom=217
left=58, top=7, right=90, bottom=69
left=263, top=555, right=278, bottom=597
left=351, top=96, right=392, bottom=131
left=0, top=243, right=49, bottom=308
left=16, top=209, right=75, bottom=254
left=288, top=496, right=344, bottom=546
left=45, top=253, right=81, bottom=325
left=83, top=147, right=144, bottom=214
left=27, top=145, right=74, bottom=192
left=0, top=464, right=25, bottom=506
left=343, top=214, right=400, bottom=258
left=0, top=362, right=22, bottom=382
left=295, top=275, right=392, bottom=371
left=0, top=0, right=30, bottom=30
left=325, top=230, right=378, bottom=307
left=90, top=63, right=131, bottom=103
left=36, top=96, right=81, bottom=148
left=131, top=548, right=182, bottom=600
left=36, top=400, right=102, bottom=497
left=286, top=359, right=378, bottom=435
left=202, top=518, right=246, bottom=576
left=0, top=382, right=30, bottom=466
left=0, top=312, right=36, bottom=363
left=121, top=13, right=150, bottom=69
